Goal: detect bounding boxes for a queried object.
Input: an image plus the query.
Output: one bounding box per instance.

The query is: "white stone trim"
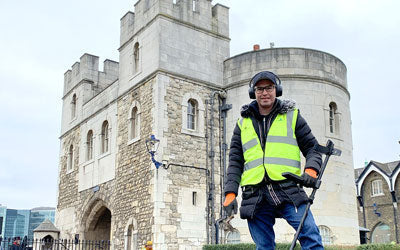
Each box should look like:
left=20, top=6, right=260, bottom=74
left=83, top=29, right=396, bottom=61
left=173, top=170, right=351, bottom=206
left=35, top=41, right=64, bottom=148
left=391, top=167, right=400, bottom=190
left=181, top=92, right=205, bottom=137
left=356, top=164, right=391, bottom=196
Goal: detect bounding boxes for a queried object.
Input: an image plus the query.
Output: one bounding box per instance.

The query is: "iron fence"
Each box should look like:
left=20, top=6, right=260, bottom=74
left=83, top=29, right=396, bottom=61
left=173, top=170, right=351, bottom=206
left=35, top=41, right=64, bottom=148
left=0, top=238, right=111, bottom=250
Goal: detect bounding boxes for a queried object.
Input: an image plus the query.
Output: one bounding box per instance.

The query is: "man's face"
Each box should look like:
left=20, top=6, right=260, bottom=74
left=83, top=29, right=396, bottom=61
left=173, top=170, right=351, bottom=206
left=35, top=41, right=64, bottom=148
left=255, top=79, right=276, bottom=112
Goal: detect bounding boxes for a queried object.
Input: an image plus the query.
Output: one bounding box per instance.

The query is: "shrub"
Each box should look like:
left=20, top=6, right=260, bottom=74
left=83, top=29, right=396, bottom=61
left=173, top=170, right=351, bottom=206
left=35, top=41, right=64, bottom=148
left=357, top=244, right=400, bottom=250
left=203, top=243, right=400, bottom=250
left=202, top=243, right=300, bottom=250
left=203, top=243, right=358, bottom=250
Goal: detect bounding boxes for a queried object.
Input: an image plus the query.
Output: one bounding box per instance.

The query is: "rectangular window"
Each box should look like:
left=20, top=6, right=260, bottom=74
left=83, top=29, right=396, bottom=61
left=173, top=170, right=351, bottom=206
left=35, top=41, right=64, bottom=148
left=192, top=191, right=197, bottom=206
left=192, top=0, right=198, bottom=11
left=371, top=179, right=384, bottom=196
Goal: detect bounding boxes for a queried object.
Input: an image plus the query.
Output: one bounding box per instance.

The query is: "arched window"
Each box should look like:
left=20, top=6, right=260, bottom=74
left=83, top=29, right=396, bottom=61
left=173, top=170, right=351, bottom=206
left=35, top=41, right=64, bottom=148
left=329, top=102, right=337, bottom=133
left=371, top=179, right=384, bottom=196
left=86, top=130, right=93, bottom=161
left=130, top=107, right=139, bottom=140
left=226, top=230, right=240, bottom=244
left=124, top=218, right=138, bottom=250
left=318, top=225, right=333, bottom=245
left=128, top=101, right=141, bottom=143
left=67, top=144, right=74, bottom=171
left=181, top=93, right=205, bottom=137
left=101, top=121, right=109, bottom=154
left=126, top=225, right=133, bottom=250
left=187, top=99, right=197, bottom=130
left=71, top=94, right=77, bottom=119
left=371, top=222, right=391, bottom=243
left=134, top=42, right=139, bottom=73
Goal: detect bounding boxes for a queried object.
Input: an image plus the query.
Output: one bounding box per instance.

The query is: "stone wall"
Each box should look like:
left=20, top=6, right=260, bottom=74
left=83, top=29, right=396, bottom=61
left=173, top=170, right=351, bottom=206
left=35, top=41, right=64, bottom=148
left=153, top=74, right=223, bottom=249
left=359, top=171, right=398, bottom=243
left=112, top=78, right=155, bottom=249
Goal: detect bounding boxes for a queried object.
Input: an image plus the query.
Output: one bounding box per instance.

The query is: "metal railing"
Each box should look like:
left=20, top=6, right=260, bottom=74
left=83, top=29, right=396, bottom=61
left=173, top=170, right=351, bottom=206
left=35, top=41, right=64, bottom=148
left=0, top=238, right=111, bottom=250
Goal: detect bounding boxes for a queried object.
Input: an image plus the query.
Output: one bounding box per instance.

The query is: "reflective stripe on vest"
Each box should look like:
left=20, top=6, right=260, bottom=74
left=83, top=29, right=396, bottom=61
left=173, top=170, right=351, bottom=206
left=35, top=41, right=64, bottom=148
left=238, top=109, right=301, bottom=185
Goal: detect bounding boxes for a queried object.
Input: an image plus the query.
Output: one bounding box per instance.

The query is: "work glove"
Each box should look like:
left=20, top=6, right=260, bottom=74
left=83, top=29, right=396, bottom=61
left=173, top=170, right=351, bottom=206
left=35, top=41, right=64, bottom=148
left=301, top=168, right=318, bottom=188
left=223, top=193, right=238, bottom=216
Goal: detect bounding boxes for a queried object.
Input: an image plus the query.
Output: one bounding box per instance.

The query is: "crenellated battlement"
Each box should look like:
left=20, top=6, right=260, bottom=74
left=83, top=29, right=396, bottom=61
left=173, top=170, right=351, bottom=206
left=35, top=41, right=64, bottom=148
left=63, top=54, right=119, bottom=98
left=120, top=0, right=229, bottom=47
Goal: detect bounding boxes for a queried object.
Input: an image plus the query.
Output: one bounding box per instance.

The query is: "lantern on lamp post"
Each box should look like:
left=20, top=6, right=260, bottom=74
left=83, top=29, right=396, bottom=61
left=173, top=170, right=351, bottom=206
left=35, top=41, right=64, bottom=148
left=145, top=134, right=163, bottom=169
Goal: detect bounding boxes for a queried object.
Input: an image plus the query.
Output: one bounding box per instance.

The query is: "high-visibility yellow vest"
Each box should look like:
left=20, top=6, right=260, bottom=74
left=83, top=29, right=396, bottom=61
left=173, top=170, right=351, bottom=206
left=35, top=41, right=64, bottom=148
left=238, top=109, right=301, bottom=185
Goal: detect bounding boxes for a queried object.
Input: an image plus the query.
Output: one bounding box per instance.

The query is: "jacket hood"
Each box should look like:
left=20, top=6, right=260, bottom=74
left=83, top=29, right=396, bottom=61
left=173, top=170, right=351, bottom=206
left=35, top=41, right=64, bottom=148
left=240, top=99, right=296, bottom=119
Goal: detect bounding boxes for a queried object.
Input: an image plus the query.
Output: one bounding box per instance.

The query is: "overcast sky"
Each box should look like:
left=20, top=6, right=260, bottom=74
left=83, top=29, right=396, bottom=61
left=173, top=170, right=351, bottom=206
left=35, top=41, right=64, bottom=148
left=0, top=0, right=399, bottom=209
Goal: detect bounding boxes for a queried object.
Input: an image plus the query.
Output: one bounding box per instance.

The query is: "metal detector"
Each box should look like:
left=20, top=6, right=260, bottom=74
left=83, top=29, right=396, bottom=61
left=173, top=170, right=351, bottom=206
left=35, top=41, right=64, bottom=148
left=282, top=140, right=342, bottom=250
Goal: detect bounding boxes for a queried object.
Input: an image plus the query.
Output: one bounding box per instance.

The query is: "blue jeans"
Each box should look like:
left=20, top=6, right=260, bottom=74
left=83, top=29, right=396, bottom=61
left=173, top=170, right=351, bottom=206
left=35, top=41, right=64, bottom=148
left=247, top=202, right=323, bottom=250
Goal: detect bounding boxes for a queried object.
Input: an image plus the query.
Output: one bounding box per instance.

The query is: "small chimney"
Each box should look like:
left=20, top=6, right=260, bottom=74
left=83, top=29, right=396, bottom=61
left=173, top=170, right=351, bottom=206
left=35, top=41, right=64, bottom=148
left=253, top=44, right=260, bottom=51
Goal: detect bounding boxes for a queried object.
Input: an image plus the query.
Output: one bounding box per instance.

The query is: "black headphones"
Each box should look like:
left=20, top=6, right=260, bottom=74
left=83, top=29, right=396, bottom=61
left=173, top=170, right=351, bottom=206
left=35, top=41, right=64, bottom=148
left=248, top=71, right=282, bottom=99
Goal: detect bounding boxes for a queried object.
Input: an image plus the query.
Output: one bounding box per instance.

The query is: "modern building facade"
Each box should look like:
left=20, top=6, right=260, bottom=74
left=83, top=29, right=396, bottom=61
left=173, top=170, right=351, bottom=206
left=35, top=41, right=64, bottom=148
left=56, top=0, right=359, bottom=249
left=355, top=160, right=400, bottom=244
left=3, top=209, right=30, bottom=239
left=0, top=206, right=55, bottom=240
left=0, top=205, right=6, bottom=238
left=28, top=207, right=56, bottom=239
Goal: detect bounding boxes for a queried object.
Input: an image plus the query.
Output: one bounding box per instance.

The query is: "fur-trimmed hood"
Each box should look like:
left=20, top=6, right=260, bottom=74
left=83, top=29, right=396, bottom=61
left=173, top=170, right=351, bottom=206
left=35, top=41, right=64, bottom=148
left=240, top=99, right=296, bottom=119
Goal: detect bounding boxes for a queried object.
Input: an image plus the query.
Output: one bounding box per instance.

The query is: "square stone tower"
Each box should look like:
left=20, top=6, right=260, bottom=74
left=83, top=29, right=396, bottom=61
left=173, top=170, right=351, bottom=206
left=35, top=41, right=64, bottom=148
left=56, top=0, right=230, bottom=249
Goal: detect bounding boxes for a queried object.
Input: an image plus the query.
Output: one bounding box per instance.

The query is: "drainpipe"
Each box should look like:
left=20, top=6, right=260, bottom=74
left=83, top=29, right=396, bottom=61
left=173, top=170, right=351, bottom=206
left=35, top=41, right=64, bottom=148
left=205, top=99, right=210, bottom=244
left=357, top=195, right=366, bottom=228
left=219, top=93, right=231, bottom=244
left=209, top=91, right=218, bottom=244
left=208, top=91, right=229, bottom=244
left=208, top=91, right=231, bottom=244
left=391, top=190, right=399, bottom=243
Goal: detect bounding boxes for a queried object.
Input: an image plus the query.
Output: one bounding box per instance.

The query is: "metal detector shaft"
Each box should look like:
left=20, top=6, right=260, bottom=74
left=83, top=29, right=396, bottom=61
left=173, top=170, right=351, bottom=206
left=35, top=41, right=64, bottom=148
left=287, top=140, right=341, bottom=250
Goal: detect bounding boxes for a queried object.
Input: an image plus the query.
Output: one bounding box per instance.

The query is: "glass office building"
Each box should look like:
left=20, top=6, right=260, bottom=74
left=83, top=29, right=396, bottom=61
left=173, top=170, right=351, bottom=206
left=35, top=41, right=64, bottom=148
left=4, top=209, right=30, bottom=239
left=0, top=205, right=7, bottom=238
left=0, top=205, right=55, bottom=239
left=28, top=207, right=55, bottom=239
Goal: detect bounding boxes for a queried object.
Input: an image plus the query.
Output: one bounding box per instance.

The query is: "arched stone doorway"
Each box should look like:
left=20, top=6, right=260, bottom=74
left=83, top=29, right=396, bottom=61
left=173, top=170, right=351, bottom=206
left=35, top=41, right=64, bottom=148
left=85, top=206, right=112, bottom=241
left=371, top=222, right=391, bottom=243
left=41, top=235, right=54, bottom=250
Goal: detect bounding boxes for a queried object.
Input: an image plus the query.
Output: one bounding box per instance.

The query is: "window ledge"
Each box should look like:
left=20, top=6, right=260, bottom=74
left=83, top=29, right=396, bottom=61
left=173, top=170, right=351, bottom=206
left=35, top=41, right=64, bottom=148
left=82, top=159, right=95, bottom=167
left=181, top=128, right=205, bottom=138
left=66, top=168, right=74, bottom=174
left=127, top=137, right=141, bottom=146
left=129, top=70, right=142, bottom=82
left=371, top=193, right=385, bottom=197
left=69, top=117, right=77, bottom=124
left=99, top=151, right=111, bottom=160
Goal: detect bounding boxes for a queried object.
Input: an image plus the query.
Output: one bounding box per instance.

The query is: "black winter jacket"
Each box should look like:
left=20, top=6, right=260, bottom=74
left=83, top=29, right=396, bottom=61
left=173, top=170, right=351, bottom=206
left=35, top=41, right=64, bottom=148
left=224, top=99, right=322, bottom=219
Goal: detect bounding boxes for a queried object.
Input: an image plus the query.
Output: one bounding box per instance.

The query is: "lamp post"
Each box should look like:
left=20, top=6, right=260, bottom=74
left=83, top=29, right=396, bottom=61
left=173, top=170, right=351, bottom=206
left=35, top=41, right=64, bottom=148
left=145, top=134, right=163, bottom=169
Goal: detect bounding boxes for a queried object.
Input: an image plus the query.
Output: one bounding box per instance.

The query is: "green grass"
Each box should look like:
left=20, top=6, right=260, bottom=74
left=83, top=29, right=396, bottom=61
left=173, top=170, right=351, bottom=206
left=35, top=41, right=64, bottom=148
left=203, top=243, right=400, bottom=250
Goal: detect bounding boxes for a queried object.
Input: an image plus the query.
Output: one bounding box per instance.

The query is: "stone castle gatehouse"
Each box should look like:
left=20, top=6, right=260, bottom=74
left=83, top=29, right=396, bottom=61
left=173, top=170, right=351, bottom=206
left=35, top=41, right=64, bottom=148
left=56, top=0, right=359, bottom=249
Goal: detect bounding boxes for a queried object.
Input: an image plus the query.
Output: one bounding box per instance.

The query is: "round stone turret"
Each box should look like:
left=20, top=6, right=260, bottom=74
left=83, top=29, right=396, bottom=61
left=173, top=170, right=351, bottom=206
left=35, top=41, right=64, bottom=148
left=224, top=47, right=358, bottom=245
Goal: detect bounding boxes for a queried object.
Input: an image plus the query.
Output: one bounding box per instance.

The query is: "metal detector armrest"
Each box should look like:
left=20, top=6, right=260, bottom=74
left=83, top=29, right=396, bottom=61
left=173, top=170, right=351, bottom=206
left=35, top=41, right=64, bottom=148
left=282, top=172, right=304, bottom=185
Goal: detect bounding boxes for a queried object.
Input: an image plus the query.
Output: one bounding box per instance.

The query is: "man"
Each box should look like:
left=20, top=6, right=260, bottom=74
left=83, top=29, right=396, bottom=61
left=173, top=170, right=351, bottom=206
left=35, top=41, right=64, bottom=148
left=223, top=71, right=323, bottom=249
left=11, top=237, right=21, bottom=250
